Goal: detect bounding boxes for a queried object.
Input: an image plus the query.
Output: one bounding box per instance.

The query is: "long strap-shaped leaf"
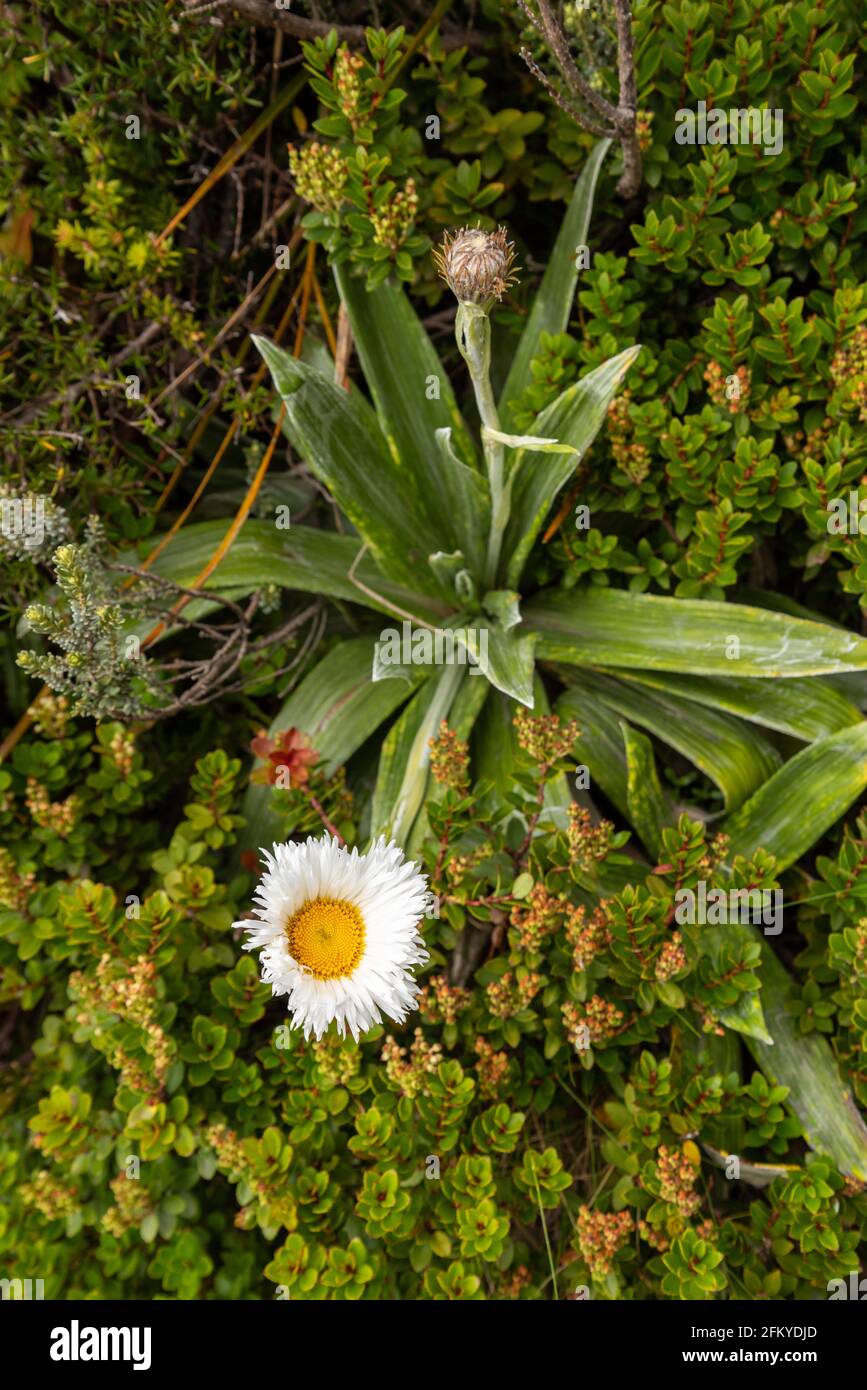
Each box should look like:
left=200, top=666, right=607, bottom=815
left=716, top=723, right=867, bottom=1178
left=563, top=668, right=781, bottom=811
left=253, top=335, right=442, bottom=592
left=499, top=138, right=612, bottom=423
left=558, top=687, right=867, bottom=1173
left=457, top=618, right=537, bottom=708
left=556, top=685, right=631, bottom=822
left=145, top=519, right=450, bottom=622
left=622, top=721, right=674, bottom=860
left=333, top=265, right=486, bottom=578
left=433, top=428, right=490, bottom=579
left=722, top=721, right=867, bottom=864
left=749, top=946, right=867, bottom=1182
left=407, top=676, right=490, bottom=858
left=527, top=587, right=867, bottom=675
left=475, top=678, right=570, bottom=821
left=604, top=668, right=861, bottom=742
left=267, top=636, right=426, bottom=777
left=502, top=347, right=640, bottom=589
left=239, top=636, right=426, bottom=857
left=371, top=664, right=464, bottom=848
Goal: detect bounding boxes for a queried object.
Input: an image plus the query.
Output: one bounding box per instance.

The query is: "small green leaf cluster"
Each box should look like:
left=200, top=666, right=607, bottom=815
left=2, top=725, right=864, bottom=1302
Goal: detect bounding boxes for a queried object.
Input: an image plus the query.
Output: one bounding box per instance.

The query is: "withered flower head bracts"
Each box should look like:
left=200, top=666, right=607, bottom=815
left=433, top=226, right=519, bottom=309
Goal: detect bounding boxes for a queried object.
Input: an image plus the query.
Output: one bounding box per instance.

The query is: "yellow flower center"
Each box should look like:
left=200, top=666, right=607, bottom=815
left=286, top=897, right=365, bottom=980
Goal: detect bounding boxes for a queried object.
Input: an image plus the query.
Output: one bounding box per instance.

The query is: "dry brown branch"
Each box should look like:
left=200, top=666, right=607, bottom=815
left=334, top=302, right=354, bottom=390
left=183, top=0, right=482, bottom=51
left=103, top=563, right=326, bottom=719
left=518, top=0, right=642, bottom=198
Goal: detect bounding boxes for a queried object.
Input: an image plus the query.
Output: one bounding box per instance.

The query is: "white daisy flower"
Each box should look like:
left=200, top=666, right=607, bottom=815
left=237, top=834, right=432, bottom=1042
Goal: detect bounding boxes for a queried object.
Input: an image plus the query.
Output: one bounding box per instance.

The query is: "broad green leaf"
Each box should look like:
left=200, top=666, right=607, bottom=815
left=556, top=685, right=630, bottom=823
left=481, top=589, right=522, bottom=631
left=240, top=637, right=425, bottom=856
left=733, top=585, right=867, bottom=715
left=253, top=335, right=441, bottom=591
left=527, top=587, right=867, bottom=676
left=716, top=996, right=773, bottom=1047
left=722, top=721, right=867, bottom=868
left=407, top=677, right=490, bottom=857
left=745, top=941, right=867, bottom=1182
left=711, top=724, right=867, bottom=1177
left=427, top=550, right=467, bottom=595
left=475, top=678, right=569, bottom=823
left=264, top=636, right=424, bottom=776
left=622, top=720, right=673, bottom=859
left=459, top=618, right=536, bottom=708
left=827, top=670, right=867, bottom=711
left=333, top=264, right=475, bottom=465
left=502, top=347, right=641, bottom=588
left=145, top=519, right=449, bottom=622
left=371, top=641, right=417, bottom=686
left=433, top=428, right=490, bottom=579
left=609, top=668, right=861, bottom=741
left=564, top=668, right=780, bottom=810
left=736, top=584, right=845, bottom=625
left=372, top=615, right=515, bottom=696
left=333, top=265, right=485, bottom=573
left=371, top=664, right=464, bottom=847
left=499, top=138, right=611, bottom=421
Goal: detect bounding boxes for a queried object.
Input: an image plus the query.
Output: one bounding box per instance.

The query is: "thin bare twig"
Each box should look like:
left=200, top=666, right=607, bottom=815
left=518, top=0, right=643, bottom=198
left=100, top=563, right=325, bottom=719
left=195, top=0, right=483, bottom=51
left=526, top=0, right=618, bottom=124
left=3, top=321, right=163, bottom=426
left=148, top=263, right=276, bottom=409
left=519, top=48, right=614, bottom=140
left=347, top=541, right=447, bottom=630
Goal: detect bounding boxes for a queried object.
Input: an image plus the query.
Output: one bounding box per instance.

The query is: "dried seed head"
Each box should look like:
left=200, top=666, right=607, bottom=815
left=433, top=226, right=519, bottom=307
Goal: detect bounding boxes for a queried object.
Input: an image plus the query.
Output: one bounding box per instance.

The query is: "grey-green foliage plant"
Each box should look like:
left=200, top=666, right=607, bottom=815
left=17, top=524, right=162, bottom=721
left=151, top=142, right=867, bottom=1178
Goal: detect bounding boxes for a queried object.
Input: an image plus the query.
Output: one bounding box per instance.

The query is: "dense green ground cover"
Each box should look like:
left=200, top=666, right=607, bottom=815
left=2, top=0, right=867, bottom=1301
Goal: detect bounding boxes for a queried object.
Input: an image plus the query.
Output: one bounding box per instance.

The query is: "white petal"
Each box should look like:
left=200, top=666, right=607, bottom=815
left=233, top=833, right=431, bottom=1040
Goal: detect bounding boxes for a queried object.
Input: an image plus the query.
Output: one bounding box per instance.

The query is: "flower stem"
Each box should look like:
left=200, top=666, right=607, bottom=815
left=456, top=303, right=507, bottom=590
left=306, top=791, right=345, bottom=845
